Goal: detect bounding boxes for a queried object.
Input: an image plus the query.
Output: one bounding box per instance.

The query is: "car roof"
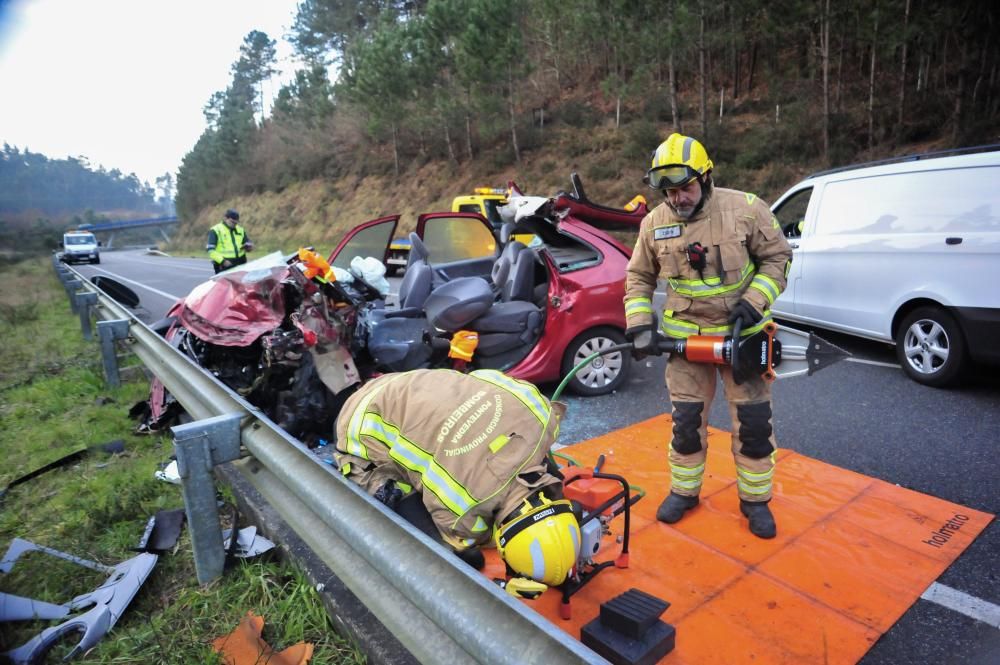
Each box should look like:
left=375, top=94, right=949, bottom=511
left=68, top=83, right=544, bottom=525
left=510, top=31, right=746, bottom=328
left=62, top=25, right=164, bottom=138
left=803, top=146, right=1000, bottom=183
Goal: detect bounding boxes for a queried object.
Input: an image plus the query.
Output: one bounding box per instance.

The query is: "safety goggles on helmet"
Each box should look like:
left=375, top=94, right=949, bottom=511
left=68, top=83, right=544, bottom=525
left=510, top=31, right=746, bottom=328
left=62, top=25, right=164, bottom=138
left=644, top=164, right=702, bottom=190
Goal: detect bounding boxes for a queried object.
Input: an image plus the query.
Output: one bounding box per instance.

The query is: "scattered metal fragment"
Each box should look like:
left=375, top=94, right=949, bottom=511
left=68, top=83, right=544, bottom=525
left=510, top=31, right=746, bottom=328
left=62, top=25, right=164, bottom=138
left=0, top=593, right=70, bottom=622
left=134, top=508, right=186, bottom=554
left=221, top=526, right=276, bottom=559
left=0, top=538, right=157, bottom=664
left=0, top=441, right=127, bottom=504
left=154, top=459, right=181, bottom=484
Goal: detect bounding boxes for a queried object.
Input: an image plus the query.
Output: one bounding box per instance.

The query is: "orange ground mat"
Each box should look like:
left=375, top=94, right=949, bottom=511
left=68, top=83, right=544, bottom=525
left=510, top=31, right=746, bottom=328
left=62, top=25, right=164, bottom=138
left=482, top=414, right=994, bottom=664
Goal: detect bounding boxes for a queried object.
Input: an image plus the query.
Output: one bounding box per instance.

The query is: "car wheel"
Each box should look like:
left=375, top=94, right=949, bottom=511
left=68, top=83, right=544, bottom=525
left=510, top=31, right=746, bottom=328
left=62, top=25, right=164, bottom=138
left=385, top=265, right=399, bottom=277
left=93, top=257, right=101, bottom=264
left=894, top=306, right=966, bottom=387
left=561, top=326, right=630, bottom=396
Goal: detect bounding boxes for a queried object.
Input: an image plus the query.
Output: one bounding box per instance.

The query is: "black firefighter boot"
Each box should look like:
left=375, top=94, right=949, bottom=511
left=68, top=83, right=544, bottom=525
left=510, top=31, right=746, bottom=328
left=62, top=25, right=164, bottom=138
left=740, top=499, right=777, bottom=539
left=656, top=492, right=700, bottom=524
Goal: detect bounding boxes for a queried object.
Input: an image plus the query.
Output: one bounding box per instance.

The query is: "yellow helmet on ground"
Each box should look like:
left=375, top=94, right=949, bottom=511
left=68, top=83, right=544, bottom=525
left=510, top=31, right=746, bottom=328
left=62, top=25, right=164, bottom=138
left=644, top=133, right=714, bottom=190
left=495, top=494, right=580, bottom=586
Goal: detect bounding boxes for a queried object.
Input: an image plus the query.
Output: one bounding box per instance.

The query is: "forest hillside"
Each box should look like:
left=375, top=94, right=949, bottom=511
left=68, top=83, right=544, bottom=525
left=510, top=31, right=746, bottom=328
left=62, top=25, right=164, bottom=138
left=169, top=0, right=999, bottom=253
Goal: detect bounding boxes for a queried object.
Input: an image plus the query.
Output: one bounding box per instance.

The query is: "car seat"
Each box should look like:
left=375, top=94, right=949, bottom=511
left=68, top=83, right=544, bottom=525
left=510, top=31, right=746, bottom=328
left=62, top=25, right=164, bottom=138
left=499, top=222, right=527, bottom=265
left=503, top=249, right=535, bottom=303
left=396, top=232, right=433, bottom=311
left=424, top=274, right=544, bottom=360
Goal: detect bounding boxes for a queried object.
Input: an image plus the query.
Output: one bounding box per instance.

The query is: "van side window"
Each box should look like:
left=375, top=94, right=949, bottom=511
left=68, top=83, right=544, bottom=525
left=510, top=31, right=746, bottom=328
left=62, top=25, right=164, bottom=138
left=773, top=188, right=813, bottom=238
left=816, top=166, right=1000, bottom=235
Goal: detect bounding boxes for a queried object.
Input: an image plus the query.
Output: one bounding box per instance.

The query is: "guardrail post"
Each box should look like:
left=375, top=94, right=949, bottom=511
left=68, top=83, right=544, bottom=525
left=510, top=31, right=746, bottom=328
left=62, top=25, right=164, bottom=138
left=76, top=292, right=98, bottom=340
left=96, top=319, right=130, bottom=387
left=172, top=414, right=244, bottom=585
left=65, top=279, right=82, bottom=314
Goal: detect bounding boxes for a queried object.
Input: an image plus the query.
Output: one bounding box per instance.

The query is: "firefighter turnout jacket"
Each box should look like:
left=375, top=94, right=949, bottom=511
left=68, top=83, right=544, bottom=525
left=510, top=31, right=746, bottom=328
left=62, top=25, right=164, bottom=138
left=207, top=222, right=249, bottom=266
left=334, top=369, right=565, bottom=551
left=624, top=187, right=791, bottom=338
left=625, top=188, right=792, bottom=503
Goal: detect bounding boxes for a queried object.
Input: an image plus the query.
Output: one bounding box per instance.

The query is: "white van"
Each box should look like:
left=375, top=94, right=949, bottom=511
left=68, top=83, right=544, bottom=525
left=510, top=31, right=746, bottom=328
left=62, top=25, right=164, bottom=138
left=61, top=231, right=101, bottom=265
left=770, top=148, right=1000, bottom=387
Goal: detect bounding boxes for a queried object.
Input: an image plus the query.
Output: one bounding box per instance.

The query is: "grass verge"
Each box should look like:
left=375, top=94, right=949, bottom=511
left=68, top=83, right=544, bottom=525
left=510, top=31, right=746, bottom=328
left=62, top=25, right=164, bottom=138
left=0, top=258, right=364, bottom=664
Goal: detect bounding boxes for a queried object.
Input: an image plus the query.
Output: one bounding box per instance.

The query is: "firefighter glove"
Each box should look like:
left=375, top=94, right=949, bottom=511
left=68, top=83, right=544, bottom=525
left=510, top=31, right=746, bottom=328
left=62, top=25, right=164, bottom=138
left=728, top=299, right=763, bottom=328
left=627, top=326, right=662, bottom=359
left=221, top=259, right=233, bottom=269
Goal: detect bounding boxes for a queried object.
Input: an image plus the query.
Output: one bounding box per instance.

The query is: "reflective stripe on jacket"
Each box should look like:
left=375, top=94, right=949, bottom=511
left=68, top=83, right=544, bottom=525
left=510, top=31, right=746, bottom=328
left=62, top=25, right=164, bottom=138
left=624, top=188, right=792, bottom=336
left=207, top=222, right=247, bottom=264
left=334, top=369, right=565, bottom=550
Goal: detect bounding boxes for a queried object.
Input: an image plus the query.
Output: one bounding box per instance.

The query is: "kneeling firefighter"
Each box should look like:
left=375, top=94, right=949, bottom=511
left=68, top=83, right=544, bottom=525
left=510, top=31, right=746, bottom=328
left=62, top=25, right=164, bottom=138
left=624, top=133, right=793, bottom=539
left=334, top=368, right=581, bottom=586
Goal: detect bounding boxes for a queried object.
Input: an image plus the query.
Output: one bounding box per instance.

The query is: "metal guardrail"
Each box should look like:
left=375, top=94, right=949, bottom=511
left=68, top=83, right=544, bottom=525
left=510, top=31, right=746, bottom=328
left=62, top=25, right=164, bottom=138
left=52, top=258, right=606, bottom=665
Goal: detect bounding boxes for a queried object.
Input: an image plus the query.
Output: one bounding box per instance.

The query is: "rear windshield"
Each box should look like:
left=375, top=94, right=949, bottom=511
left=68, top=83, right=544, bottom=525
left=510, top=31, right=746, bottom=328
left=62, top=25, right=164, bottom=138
left=65, top=234, right=96, bottom=245
left=815, top=166, right=1000, bottom=235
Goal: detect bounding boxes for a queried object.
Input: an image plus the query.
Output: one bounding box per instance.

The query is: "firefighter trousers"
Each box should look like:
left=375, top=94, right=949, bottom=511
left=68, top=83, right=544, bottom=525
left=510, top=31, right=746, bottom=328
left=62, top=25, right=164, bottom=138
left=665, top=354, right=777, bottom=502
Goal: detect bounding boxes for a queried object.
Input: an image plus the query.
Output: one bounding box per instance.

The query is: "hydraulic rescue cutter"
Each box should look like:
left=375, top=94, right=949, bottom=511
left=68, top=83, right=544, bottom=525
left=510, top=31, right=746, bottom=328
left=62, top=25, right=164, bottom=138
left=659, top=319, right=852, bottom=385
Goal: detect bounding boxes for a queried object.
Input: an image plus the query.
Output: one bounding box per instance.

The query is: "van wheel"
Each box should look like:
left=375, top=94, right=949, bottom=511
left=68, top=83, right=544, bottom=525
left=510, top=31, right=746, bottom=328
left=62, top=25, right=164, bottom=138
left=895, top=306, right=966, bottom=387
left=561, top=327, right=630, bottom=396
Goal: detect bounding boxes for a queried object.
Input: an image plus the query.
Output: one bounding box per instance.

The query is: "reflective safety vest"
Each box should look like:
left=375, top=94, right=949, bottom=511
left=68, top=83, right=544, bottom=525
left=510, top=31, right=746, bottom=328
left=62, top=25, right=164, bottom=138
left=624, top=188, right=792, bottom=338
left=334, top=368, right=565, bottom=551
left=207, top=222, right=247, bottom=264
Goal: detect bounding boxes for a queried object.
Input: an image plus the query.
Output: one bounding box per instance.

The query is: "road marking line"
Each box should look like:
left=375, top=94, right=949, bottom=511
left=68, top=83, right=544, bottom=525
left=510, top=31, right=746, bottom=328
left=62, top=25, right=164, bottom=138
left=90, top=268, right=181, bottom=301
left=115, top=255, right=213, bottom=272
left=845, top=357, right=900, bottom=369
left=921, top=582, right=1000, bottom=628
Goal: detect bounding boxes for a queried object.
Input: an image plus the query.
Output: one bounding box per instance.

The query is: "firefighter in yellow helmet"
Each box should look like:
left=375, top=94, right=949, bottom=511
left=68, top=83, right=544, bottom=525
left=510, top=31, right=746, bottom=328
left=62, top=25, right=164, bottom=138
left=334, top=368, right=580, bottom=585
left=623, top=133, right=792, bottom=539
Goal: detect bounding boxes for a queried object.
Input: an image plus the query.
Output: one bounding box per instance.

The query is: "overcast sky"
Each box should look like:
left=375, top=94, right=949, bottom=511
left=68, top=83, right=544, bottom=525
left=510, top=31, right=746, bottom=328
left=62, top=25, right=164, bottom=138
left=0, top=0, right=300, bottom=188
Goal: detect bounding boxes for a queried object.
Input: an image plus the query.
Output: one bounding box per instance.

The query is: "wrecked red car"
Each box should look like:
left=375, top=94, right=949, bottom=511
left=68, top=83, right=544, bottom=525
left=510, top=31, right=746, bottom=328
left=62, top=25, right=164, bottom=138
left=140, top=175, right=648, bottom=439
left=141, top=251, right=370, bottom=441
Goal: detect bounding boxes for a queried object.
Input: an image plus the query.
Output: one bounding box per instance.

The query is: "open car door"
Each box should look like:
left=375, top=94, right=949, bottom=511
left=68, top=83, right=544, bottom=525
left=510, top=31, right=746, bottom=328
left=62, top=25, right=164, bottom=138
left=416, top=212, right=498, bottom=282
left=327, top=215, right=401, bottom=271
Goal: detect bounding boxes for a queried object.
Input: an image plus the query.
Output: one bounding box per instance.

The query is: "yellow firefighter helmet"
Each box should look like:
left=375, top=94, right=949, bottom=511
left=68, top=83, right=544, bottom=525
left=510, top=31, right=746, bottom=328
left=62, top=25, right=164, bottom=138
left=495, top=493, right=580, bottom=586
left=644, top=132, right=714, bottom=189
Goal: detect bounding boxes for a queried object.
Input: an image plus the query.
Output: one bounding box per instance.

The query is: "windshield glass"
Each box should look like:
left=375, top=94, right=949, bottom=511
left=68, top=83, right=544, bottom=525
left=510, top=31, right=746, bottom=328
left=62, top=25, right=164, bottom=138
left=65, top=235, right=96, bottom=245
left=483, top=200, right=505, bottom=229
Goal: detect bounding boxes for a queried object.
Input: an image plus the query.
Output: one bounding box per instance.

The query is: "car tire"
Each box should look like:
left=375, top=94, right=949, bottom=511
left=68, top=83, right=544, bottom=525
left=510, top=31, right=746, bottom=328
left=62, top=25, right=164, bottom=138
left=93, top=257, right=101, bottom=264
left=561, top=326, right=630, bottom=396
left=385, top=265, right=399, bottom=277
left=894, top=306, right=967, bottom=387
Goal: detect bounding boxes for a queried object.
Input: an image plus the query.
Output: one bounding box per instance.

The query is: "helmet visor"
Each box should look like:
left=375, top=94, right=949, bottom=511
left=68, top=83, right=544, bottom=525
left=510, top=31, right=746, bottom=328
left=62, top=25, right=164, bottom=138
left=645, top=164, right=700, bottom=190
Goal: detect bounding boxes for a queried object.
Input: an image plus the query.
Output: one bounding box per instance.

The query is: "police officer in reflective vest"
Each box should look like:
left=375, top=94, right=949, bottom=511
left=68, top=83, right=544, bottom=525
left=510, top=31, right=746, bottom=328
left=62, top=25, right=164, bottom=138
left=207, top=209, right=253, bottom=273
left=334, top=368, right=581, bottom=586
left=623, top=133, right=792, bottom=538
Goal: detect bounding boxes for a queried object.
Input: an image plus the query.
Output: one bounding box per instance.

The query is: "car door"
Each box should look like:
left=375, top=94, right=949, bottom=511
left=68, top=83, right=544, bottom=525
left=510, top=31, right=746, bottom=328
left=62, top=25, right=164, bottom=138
left=416, top=212, right=497, bottom=281
left=770, top=185, right=817, bottom=319
left=327, top=215, right=400, bottom=271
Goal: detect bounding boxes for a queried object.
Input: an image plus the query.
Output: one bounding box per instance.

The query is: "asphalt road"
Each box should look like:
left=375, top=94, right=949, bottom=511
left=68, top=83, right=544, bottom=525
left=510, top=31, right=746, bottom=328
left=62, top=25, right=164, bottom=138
left=77, top=249, right=1000, bottom=664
